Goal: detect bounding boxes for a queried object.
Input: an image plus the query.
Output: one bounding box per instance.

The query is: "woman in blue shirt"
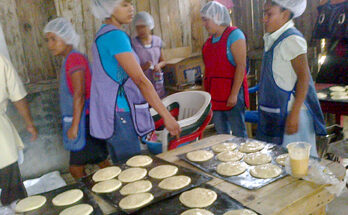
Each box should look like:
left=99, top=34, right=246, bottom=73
left=89, top=0, right=181, bottom=163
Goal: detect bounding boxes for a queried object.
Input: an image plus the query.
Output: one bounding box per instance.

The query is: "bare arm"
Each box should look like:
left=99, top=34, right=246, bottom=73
left=67, top=70, right=85, bottom=139
left=115, top=53, right=181, bottom=138
left=285, top=54, right=310, bottom=134
left=153, top=50, right=166, bottom=73
left=227, top=39, right=247, bottom=107
left=13, top=98, right=38, bottom=141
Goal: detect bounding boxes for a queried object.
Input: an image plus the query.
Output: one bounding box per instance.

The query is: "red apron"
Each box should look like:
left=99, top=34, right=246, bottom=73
left=202, top=26, right=249, bottom=111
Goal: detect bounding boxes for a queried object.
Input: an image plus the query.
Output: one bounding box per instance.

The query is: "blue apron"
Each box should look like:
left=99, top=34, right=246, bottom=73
left=257, top=28, right=327, bottom=145
left=60, top=50, right=86, bottom=152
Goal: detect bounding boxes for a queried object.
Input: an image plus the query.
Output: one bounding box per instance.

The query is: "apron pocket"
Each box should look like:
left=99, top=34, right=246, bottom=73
left=134, top=103, right=155, bottom=135
left=209, top=77, right=233, bottom=102
left=62, top=116, right=86, bottom=152
left=259, top=105, right=284, bottom=137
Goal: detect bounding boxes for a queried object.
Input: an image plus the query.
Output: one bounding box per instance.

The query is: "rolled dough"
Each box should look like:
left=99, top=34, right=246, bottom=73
left=179, top=188, right=217, bottom=208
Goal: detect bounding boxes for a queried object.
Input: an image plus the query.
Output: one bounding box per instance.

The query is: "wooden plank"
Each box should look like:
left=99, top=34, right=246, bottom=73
left=278, top=188, right=334, bottom=215
left=214, top=176, right=298, bottom=206
left=158, top=0, right=171, bottom=48
left=178, top=0, right=192, bottom=47
left=15, top=0, right=59, bottom=83
left=136, top=0, right=151, bottom=13
left=162, top=46, right=192, bottom=60
left=168, top=0, right=183, bottom=48
left=246, top=180, right=326, bottom=215
left=250, top=0, right=264, bottom=50
left=149, top=0, right=162, bottom=39
left=190, top=0, right=206, bottom=53
left=0, top=0, right=29, bottom=82
left=81, top=0, right=102, bottom=60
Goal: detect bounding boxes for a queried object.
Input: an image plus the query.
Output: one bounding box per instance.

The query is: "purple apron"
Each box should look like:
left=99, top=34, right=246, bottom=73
left=132, top=35, right=166, bottom=98
left=90, top=24, right=155, bottom=139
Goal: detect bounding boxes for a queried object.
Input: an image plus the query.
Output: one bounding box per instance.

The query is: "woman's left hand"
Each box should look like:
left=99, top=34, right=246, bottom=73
left=226, top=94, right=238, bottom=108
left=67, top=126, right=78, bottom=140
left=164, top=115, right=181, bottom=139
left=285, top=111, right=300, bottom=135
left=153, top=64, right=161, bottom=73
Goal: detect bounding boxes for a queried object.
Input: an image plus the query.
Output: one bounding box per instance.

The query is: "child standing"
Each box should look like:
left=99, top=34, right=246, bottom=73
left=257, top=0, right=326, bottom=157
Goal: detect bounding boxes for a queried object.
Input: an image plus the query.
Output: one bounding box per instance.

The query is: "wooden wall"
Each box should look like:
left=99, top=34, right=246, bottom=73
left=0, top=0, right=208, bottom=85
left=232, top=0, right=320, bottom=52
left=0, top=0, right=321, bottom=86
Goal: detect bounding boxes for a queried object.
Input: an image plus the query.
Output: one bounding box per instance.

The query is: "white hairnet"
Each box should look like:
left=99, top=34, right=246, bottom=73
left=89, top=0, right=122, bottom=20
left=44, top=17, right=80, bottom=49
left=134, top=12, right=155, bottom=30
left=200, top=1, right=231, bottom=26
left=272, top=0, right=307, bottom=18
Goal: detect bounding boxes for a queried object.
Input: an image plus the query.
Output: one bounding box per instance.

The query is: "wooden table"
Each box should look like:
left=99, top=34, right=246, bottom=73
left=96, top=135, right=346, bottom=215
left=157, top=135, right=346, bottom=215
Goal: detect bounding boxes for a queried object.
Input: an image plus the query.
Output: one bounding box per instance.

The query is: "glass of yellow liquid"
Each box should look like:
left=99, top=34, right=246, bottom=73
left=287, top=142, right=311, bottom=178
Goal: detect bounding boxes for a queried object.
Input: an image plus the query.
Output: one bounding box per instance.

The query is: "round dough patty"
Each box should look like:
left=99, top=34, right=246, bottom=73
left=239, top=141, right=264, bottom=153
left=179, top=188, right=217, bottom=208
left=52, top=189, right=83, bottom=206
left=187, top=150, right=214, bottom=162
left=120, top=180, right=152, bottom=195
left=250, top=163, right=282, bottom=179
left=216, top=162, right=247, bottom=176
left=329, top=86, right=346, bottom=92
left=212, top=142, right=238, bottom=153
left=148, top=165, right=178, bottom=179
left=217, top=150, right=244, bottom=162
left=275, top=154, right=288, bottom=166
left=317, top=92, right=327, bottom=99
left=126, top=155, right=153, bottom=167
left=16, top=195, right=47, bottom=213
left=59, top=204, right=93, bottom=215
left=92, top=166, right=122, bottom=182
left=118, top=168, right=147, bottom=183
left=119, top=193, right=154, bottom=210
left=223, top=209, right=257, bottom=215
left=158, top=175, right=191, bottom=191
left=243, top=152, right=271, bottom=165
left=331, top=95, right=348, bottom=100
left=181, top=208, right=214, bottom=215
left=92, top=179, right=122, bottom=193
left=330, top=91, right=347, bottom=97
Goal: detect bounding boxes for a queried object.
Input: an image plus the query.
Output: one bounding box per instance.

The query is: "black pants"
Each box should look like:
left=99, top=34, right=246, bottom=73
left=0, top=162, right=27, bottom=205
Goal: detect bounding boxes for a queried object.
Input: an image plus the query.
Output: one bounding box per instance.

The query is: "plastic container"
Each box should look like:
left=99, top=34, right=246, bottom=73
left=287, top=142, right=311, bottom=178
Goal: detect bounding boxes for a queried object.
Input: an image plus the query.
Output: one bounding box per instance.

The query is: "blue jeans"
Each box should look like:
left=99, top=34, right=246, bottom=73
left=106, top=112, right=141, bottom=163
left=212, top=89, right=247, bottom=138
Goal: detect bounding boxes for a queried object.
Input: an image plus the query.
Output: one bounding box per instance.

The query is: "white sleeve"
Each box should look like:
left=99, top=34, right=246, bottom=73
left=279, top=35, right=307, bottom=61
left=2, top=56, right=27, bottom=102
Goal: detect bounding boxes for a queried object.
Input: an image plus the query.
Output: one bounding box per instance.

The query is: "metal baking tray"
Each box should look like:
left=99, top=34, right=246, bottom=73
left=126, top=183, right=260, bottom=215
left=80, top=155, right=212, bottom=214
left=178, top=137, right=289, bottom=190
left=21, top=183, right=103, bottom=215
left=317, top=86, right=348, bottom=103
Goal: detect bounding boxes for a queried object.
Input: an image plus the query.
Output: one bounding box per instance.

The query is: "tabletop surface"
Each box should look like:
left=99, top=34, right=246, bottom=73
left=157, top=135, right=346, bottom=215
left=95, top=135, right=346, bottom=215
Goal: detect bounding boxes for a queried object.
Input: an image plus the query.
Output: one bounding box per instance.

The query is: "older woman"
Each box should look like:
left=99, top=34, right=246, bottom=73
left=44, top=18, right=110, bottom=179
left=89, top=0, right=180, bottom=163
left=132, top=11, right=166, bottom=98
left=201, top=1, right=249, bottom=137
